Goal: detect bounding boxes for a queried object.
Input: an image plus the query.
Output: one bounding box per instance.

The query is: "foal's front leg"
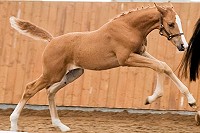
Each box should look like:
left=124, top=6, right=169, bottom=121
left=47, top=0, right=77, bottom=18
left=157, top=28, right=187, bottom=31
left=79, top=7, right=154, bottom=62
left=142, top=52, right=164, bottom=104
left=124, top=52, right=197, bottom=108
left=145, top=73, right=164, bottom=105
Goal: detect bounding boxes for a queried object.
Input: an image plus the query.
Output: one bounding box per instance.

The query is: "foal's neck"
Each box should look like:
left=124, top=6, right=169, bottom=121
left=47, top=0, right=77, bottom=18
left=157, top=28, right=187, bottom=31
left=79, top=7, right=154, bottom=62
left=124, top=7, right=160, bottom=37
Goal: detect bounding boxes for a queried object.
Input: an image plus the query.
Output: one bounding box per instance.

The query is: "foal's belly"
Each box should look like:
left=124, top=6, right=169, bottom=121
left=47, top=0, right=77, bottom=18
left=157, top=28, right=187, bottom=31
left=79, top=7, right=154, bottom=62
left=79, top=58, right=120, bottom=70
left=73, top=47, right=120, bottom=70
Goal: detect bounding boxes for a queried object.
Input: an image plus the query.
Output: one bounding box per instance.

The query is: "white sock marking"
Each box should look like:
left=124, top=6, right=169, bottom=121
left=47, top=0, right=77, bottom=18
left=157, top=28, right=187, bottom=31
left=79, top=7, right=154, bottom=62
left=52, top=119, right=70, bottom=132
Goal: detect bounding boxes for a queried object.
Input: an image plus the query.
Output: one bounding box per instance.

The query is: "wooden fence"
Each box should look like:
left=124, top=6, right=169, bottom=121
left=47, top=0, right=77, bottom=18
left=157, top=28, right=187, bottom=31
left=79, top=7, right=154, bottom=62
left=0, top=1, right=200, bottom=111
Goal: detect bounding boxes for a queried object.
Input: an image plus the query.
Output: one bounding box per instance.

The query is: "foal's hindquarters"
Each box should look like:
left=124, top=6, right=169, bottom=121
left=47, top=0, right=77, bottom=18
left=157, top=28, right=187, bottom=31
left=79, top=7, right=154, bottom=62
left=10, top=36, right=85, bottom=132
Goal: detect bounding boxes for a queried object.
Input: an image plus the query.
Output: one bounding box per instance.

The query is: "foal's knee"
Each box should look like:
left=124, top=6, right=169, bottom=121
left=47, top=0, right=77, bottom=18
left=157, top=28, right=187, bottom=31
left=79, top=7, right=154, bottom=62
left=162, top=62, right=173, bottom=75
left=158, top=62, right=173, bottom=75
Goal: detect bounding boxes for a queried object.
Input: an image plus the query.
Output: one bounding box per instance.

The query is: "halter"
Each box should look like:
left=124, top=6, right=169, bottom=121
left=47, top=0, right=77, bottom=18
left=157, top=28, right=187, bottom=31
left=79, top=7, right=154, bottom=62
left=159, top=15, right=184, bottom=40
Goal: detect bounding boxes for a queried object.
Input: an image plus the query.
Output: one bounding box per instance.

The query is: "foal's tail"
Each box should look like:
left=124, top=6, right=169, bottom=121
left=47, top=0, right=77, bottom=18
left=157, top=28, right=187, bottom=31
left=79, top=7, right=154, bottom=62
left=9, top=16, right=53, bottom=42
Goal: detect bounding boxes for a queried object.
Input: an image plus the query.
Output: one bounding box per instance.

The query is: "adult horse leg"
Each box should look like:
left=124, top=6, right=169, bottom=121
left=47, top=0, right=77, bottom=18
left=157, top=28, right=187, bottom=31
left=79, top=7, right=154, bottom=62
left=125, top=52, right=196, bottom=108
left=46, top=68, right=84, bottom=132
left=10, top=75, right=49, bottom=131
left=195, top=111, right=200, bottom=126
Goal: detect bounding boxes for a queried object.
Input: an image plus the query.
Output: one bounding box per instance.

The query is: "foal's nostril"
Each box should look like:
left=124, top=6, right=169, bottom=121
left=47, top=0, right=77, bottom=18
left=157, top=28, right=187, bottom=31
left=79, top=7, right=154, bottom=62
left=177, top=44, right=185, bottom=51
left=178, top=44, right=185, bottom=51
left=181, top=44, right=185, bottom=49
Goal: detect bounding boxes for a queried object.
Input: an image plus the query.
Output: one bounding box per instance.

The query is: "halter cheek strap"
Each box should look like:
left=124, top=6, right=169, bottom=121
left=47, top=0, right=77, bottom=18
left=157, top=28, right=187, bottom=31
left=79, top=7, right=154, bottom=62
left=159, top=16, right=184, bottom=40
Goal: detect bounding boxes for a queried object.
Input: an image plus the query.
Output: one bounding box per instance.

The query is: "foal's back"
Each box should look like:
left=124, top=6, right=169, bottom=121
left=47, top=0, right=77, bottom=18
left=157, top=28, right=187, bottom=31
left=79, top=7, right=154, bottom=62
left=43, top=25, right=116, bottom=71
left=43, top=19, right=144, bottom=71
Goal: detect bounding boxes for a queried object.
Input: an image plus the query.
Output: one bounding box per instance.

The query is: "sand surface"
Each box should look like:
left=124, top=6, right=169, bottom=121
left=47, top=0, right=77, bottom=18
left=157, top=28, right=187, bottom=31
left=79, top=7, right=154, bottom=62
left=0, top=108, right=199, bottom=133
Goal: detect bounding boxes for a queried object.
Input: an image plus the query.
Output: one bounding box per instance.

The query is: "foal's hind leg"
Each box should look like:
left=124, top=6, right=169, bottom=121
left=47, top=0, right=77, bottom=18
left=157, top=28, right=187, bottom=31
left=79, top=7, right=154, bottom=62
left=47, top=68, right=84, bottom=132
left=10, top=76, right=48, bottom=131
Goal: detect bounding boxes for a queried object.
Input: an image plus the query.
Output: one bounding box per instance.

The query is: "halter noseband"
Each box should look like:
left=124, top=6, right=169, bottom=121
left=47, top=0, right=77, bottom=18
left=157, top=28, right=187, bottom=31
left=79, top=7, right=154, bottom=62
left=159, top=15, right=184, bottom=40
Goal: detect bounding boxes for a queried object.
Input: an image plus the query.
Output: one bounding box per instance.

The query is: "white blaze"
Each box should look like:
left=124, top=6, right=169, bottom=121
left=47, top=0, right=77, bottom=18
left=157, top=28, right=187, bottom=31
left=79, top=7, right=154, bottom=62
left=175, top=15, right=188, bottom=48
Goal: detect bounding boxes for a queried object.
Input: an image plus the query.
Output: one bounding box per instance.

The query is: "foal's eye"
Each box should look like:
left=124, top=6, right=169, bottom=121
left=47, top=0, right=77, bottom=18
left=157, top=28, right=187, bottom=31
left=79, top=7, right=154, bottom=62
left=168, top=23, right=175, bottom=28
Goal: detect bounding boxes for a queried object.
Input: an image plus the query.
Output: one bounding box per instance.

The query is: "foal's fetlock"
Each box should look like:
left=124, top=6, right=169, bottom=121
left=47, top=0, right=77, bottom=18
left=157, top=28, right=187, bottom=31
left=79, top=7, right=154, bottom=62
left=189, top=102, right=197, bottom=109
left=52, top=119, right=70, bottom=132
left=187, top=94, right=197, bottom=109
left=145, top=93, right=163, bottom=105
left=145, top=96, right=154, bottom=105
left=145, top=97, right=151, bottom=105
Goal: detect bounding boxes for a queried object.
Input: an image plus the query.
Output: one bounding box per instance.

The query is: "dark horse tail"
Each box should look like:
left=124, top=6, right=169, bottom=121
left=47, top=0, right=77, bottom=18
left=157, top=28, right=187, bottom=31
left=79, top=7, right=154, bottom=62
left=179, top=18, right=200, bottom=81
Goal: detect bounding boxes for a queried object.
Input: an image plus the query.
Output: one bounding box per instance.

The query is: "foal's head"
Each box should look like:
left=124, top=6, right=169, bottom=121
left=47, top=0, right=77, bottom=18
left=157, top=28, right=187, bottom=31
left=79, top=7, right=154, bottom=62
left=155, top=4, right=188, bottom=51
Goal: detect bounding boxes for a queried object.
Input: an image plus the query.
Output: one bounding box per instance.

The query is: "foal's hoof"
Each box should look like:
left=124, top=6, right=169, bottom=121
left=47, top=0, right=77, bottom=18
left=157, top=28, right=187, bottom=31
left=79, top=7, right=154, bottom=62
left=145, top=98, right=150, bottom=105
left=189, top=103, right=197, bottom=109
left=195, top=112, right=200, bottom=126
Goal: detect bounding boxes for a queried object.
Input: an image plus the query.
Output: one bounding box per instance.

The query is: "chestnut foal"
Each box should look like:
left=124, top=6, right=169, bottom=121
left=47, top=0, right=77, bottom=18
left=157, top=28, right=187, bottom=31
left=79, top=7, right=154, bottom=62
left=9, top=4, right=196, bottom=132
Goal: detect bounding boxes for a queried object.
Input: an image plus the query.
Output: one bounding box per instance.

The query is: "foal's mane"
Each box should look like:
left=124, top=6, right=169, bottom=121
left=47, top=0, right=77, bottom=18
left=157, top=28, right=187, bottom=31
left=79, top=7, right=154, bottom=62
left=111, top=5, right=153, bottom=21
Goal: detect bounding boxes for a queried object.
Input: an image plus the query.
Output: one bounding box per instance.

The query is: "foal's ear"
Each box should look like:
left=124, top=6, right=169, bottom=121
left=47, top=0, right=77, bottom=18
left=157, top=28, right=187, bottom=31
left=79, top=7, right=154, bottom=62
left=154, top=3, right=167, bottom=15
left=168, top=1, right=174, bottom=8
